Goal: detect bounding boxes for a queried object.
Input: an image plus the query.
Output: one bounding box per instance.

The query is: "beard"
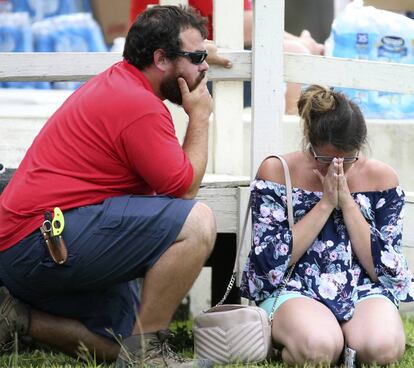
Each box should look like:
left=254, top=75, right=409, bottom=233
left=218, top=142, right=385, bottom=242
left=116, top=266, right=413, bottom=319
left=160, top=71, right=205, bottom=106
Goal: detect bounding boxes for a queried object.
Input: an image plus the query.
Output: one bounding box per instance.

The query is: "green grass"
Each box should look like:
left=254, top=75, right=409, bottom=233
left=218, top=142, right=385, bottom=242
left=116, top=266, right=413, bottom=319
left=1, top=317, right=414, bottom=367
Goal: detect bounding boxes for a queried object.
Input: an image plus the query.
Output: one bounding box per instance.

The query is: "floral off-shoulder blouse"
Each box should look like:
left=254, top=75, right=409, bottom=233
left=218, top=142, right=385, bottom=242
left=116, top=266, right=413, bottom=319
left=240, top=179, right=414, bottom=321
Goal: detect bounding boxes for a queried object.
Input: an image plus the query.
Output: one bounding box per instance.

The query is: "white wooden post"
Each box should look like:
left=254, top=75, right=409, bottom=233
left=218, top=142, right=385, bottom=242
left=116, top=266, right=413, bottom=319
left=251, top=0, right=285, bottom=175
left=212, top=0, right=244, bottom=175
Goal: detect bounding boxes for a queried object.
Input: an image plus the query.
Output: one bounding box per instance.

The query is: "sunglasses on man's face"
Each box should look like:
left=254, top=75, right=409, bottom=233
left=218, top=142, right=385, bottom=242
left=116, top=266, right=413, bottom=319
left=310, top=144, right=359, bottom=165
left=174, top=50, right=208, bottom=65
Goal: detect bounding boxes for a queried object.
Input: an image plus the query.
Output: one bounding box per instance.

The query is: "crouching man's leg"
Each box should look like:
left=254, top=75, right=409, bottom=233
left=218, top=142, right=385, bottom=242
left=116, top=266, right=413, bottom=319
left=117, top=201, right=216, bottom=367
left=0, top=287, right=120, bottom=361
left=0, top=198, right=216, bottom=366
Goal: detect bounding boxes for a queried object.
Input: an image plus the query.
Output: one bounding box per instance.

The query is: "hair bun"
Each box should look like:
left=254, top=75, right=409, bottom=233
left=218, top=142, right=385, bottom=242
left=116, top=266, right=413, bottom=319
left=298, top=85, right=336, bottom=120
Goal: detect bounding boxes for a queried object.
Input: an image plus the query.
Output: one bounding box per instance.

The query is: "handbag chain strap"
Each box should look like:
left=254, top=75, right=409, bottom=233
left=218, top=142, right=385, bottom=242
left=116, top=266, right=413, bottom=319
left=268, top=264, right=294, bottom=323
left=211, top=155, right=296, bottom=313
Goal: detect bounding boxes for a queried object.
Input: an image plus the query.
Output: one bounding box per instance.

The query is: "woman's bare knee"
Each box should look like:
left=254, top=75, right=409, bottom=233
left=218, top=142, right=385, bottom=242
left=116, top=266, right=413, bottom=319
left=343, top=298, right=406, bottom=365
left=273, top=297, right=343, bottom=366
left=353, top=333, right=405, bottom=365
left=283, top=330, right=343, bottom=365
left=301, top=334, right=342, bottom=364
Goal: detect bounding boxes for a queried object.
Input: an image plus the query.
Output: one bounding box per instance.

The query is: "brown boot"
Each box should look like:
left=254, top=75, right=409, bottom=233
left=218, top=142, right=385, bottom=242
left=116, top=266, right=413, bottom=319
left=116, top=330, right=213, bottom=367
left=0, top=287, right=30, bottom=348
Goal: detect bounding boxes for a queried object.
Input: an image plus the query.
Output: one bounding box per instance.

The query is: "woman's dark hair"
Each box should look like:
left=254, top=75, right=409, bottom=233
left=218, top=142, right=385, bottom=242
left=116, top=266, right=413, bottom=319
left=298, top=85, right=367, bottom=152
left=123, top=5, right=208, bottom=70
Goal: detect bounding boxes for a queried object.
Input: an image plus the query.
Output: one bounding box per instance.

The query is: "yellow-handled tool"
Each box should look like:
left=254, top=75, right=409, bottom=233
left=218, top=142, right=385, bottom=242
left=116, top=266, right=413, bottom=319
left=52, top=207, right=65, bottom=236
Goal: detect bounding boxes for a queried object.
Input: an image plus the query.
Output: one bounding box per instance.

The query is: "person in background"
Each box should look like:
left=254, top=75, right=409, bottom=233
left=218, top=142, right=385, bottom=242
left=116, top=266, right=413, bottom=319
left=0, top=5, right=216, bottom=368
left=130, top=0, right=325, bottom=114
left=240, top=85, right=414, bottom=366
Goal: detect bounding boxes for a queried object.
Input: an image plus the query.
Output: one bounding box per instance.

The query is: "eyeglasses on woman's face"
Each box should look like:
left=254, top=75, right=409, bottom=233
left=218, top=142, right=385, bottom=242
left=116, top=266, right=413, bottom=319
left=309, top=144, right=359, bottom=165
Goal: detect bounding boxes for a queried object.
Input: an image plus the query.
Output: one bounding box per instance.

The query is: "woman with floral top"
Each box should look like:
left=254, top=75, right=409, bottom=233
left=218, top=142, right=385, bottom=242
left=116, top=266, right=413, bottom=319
left=240, top=84, right=414, bottom=366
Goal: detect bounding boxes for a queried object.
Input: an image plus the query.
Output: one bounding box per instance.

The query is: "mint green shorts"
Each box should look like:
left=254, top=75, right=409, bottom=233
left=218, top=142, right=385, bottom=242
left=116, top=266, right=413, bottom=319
left=259, top=292, right=394, bottom=316
left=259, top=292, right=310, bottom=315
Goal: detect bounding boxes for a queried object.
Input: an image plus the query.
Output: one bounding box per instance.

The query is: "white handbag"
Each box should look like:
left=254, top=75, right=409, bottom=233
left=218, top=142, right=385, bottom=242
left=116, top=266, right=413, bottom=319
left=193, top=155, right=295, bottom=364
left=193, top=304, right=273, bottom=364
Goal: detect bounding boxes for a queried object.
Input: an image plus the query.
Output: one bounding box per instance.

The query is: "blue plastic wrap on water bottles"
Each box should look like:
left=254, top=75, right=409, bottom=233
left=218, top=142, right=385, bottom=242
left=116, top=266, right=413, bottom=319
left=32, top=13, right=107, bottom=90
left=0, top=0, right=12, bottom=12
left=10, top=0, right=91, bottom=21
left=0, top=12, right=36, bottom=89
left=325, top=0, right=414, bottom=119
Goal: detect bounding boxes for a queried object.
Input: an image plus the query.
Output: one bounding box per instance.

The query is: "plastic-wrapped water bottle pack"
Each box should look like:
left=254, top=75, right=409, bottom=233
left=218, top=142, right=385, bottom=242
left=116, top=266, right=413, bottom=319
left=32, top=12, right=106, bottom=89
left=10, top=0, right=91, bottom=21
left=0, top=12, right=36, bottom=89
left=325, top=0, right=414, bottom=119
left=0, top=0, right=106, bottom=90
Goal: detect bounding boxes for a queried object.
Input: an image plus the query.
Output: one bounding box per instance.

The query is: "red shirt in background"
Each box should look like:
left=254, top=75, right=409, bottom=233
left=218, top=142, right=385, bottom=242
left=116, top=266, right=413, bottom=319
left=0, top=60, right=193, bottom=250
left=129, top=0, right=252, bottom=40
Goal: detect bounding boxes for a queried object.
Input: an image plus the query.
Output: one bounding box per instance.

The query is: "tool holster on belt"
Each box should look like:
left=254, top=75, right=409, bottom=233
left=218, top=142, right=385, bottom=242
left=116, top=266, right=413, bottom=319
left=40, top=208, right=68, bottom=265
left=40, top=227, right=68, bottom=265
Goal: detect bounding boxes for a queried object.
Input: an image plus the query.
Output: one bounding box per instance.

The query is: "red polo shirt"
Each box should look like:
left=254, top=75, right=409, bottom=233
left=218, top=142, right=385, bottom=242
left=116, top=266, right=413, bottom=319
left=0, top=60, right=193, bottom=250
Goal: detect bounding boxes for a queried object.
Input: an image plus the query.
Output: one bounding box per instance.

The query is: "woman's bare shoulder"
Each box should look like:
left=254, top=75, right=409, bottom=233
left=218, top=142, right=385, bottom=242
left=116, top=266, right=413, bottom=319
left=363, top=158, right=399, bottom=190
left=256, top=152, right=301, bottom=185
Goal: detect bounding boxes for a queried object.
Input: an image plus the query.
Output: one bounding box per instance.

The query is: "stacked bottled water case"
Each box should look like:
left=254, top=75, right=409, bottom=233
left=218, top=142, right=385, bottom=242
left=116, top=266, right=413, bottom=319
left=32, top=12, right=106, bottom=89
left=0, top=0, right=106, bottom=90
left=10, top=0, right=91, bottom=21
left=0, top=11, right=36, bottom=88
left=325, top=0, right=414, bottom=119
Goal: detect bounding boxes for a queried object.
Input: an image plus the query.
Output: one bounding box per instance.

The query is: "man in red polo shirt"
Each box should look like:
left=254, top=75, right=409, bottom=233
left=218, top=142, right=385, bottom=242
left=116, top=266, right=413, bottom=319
left=0, top=6, right=215, bottom=367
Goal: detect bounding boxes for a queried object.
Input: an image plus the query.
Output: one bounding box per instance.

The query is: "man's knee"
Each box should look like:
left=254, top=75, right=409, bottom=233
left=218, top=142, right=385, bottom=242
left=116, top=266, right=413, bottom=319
left=183, top=202, right=216, bottom=254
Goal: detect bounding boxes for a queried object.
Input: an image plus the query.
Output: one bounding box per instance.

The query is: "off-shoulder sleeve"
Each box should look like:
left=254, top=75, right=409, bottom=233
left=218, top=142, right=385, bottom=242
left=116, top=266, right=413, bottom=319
left=369, top=187, right=414, bottom=302
left=240, top=180, right=293, bottom=302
